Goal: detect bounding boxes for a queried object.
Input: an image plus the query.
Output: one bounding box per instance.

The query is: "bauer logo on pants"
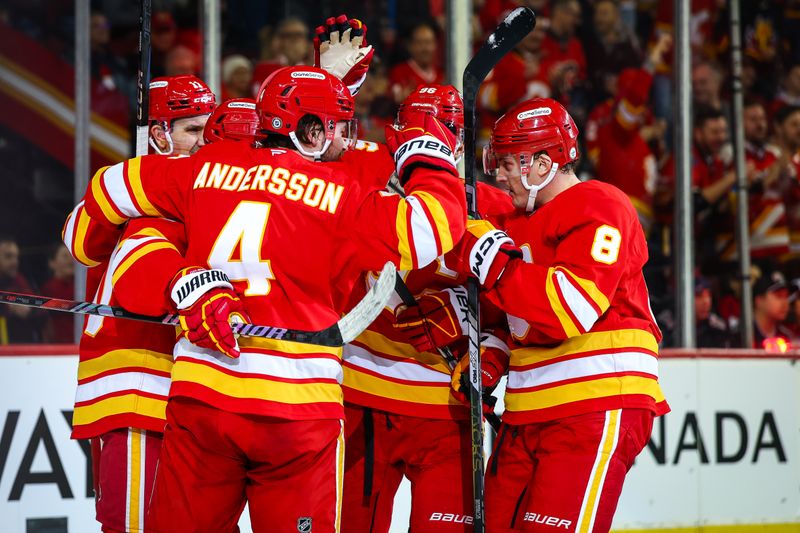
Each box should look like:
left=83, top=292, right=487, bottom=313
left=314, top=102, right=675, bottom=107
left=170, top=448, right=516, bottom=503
left=297, top=517, right=312, bottom=532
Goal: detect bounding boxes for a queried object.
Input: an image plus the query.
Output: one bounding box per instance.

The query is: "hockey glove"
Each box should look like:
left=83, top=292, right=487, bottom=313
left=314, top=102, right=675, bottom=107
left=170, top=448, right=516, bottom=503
left=385, top=111, right=459, bottom=185
left=169, top=267, right=249, bottom=359
left=450, top=332, right=510, bottom=408
left=393, top=286, right=469, bottom=353
left=456, top=219, right=522, bottom=289
left=314, top=14, right=374, bottom=96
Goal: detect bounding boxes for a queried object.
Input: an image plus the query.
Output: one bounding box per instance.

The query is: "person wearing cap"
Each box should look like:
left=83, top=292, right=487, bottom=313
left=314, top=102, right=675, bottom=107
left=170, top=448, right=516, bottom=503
left=221, top=55, right=254, bottom=101
left=753, top=270, right=794, bottom=349
left=694, top=275, right=733, bottom=348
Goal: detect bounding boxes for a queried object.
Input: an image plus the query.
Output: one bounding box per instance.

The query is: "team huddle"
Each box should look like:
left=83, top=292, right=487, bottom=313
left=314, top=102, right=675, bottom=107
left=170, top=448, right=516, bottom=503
left=62, top=13, right=668, bottom=533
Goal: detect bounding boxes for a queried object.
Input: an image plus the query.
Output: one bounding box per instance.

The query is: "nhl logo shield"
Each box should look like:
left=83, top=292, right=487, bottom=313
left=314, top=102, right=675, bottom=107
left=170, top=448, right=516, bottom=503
left=297, top=517, right=312, bottom=532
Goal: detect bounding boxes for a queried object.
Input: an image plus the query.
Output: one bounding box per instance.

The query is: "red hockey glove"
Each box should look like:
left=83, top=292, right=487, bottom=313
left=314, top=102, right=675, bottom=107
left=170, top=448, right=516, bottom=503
left=450, top=331, right=510, bottom=406
left=455, top=219, right=521, bottom=289
left=314, top=14, right=374, bottom=96
left=393, top=286, right=469, bottom=353
left=169, top=267, right=250, bottom=359
left=385, top=111, right=459, bottom=185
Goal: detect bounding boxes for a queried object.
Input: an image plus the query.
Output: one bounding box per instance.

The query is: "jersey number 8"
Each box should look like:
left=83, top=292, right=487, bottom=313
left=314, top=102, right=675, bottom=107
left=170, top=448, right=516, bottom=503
left=590, top=225, right=621, bottom=265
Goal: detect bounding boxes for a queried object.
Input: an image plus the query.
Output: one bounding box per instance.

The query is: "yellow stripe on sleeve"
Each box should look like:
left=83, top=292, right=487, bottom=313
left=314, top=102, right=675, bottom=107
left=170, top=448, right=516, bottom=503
left=90, top=166, right=126, bottom=225
left=127, top=157, right=163, bottom=217
left=545, top=266, right=581, bottom=337
left=72, top=208, right=101, bottom=267
left=413, top=190, right=453, bottom=253
left=395, top=200, right=413, bottom=270
left=111, top=241, right=178, bottom=286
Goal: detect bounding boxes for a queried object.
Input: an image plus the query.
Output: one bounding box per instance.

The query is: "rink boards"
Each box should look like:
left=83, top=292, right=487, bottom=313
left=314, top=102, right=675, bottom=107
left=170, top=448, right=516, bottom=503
left=0, top=346, right=797, bottom=532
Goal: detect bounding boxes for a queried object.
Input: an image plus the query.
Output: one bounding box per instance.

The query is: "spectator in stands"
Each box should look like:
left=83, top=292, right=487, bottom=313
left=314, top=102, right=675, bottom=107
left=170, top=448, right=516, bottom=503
left=752, top=269, right=794, bottom=350
left=773, top=105, right=800, bottom=268
left=477, top=18, right=550, bottom=137
left=787, top=278, right=800, bottom=340
left=541, top=0, right=587, bottom=119
left=151, top=11, right=178, bottom=78
left=583, top=0, right=642, bottom=106
left=741, top=98, right=791, bottom=261
left=252, top=17, right=311, bottom=93
left=769, top=63, right=800, bottom=118
left=591, top=34, right=671, bottom=233
left=0, top=235, right=40, bottom=343
left=90, top=11, right=130, bottom=96
left=165, top=44, right=198, bottom=76
left=353, top=58, right=394, bottom=143
left=656, top=106, right=737, bottom=269
left=221, top=55, right=253, bottom=101
left=388, top=20, right=443, bottom=104
left=692, top=60, right=724, bottom=112
left=40, top=243, right=74, bottom=344
left=695, top=275, right=734, bottom=348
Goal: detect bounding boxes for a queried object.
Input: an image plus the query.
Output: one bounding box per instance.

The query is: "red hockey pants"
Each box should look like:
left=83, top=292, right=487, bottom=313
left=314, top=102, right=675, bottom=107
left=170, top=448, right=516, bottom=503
left=341, top=403, right=474, bottom=533
left=147, top=397, right=344, bottom=533
left=486, top=409, right=654, bottom=532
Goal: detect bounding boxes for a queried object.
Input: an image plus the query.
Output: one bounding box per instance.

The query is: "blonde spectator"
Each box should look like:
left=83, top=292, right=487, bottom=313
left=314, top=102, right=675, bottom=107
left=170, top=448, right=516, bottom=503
left=222, top=55, right=253, bottom=101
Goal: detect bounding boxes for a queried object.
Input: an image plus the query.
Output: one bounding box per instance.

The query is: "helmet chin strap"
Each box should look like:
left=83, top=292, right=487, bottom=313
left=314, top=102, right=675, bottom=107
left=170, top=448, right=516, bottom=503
left=520, top=159, right=559, bottom=213
left=149, top=122, right=175, bottom=155
left=289, top=132, right=332, bottom=162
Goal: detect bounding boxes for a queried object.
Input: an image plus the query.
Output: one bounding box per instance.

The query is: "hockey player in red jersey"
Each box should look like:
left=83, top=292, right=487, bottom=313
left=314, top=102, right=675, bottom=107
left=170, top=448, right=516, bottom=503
left=148, top=74, right=216, bottom=155
left=339, top=83, right=515, bottom=533
left=62, top=76, right=218, bottom=533
left=66, top=65, right=466, bottom=532
left=397, top=98, right=669, bottom=532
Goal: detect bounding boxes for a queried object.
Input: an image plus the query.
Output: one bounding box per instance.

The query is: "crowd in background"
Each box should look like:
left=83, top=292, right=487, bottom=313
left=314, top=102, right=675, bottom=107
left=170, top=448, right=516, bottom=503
left=2, top=0, right=800, bottom=348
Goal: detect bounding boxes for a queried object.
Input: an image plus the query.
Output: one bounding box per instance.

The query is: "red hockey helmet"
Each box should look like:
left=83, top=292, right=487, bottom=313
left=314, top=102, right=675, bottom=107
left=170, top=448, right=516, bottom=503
left=148, top=75, right=216, bottom=124
left=256, top=66, right=356, bottom=158
left=484, top=98, right=580, bottom=211
left=397, top=85, right=464, bottom=132
left=203, top=98, right=260, bottom=144
left=397, top=84, right=464, bottom=156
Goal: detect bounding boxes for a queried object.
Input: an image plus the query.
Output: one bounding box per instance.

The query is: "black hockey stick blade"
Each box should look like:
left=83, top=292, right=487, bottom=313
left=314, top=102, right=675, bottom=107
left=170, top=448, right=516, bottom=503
left=0, top=262, right=397, bottom=348
left=463, top=8, right=537, bottom=99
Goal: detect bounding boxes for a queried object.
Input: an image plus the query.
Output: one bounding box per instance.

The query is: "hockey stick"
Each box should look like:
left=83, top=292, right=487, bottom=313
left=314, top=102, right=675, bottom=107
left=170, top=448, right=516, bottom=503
left=0, top=262, right=397, bottom=348
left=135, top=0, right=152, bottom=156
left=393, top=274, right=503, bottom=432
left=462, top=7, right=536, bottom=531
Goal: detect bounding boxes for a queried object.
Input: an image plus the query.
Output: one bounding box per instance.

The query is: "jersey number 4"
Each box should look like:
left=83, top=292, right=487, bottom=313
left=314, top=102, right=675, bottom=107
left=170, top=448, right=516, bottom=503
left=209, top=201, right=275, bottom=296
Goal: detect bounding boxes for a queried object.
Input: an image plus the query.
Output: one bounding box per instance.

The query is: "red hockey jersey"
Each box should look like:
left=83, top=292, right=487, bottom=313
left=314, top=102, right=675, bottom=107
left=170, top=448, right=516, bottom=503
left=342, top=182, right=514, bottom=419
left=70, top=218, right=187, bottom=438
left=487, top=181, right=669, bottom=424
left=72, top=140, right=466, bottom=421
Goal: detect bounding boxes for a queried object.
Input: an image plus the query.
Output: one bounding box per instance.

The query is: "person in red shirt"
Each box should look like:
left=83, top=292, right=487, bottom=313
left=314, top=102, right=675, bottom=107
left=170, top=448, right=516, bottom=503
left=540, top=0, right=587, bottom=114
left=40, top=244, right=75, bottom=343
left=738, top=98, right=792, bottom=261
left=478, top=19, right=551, bottom=136
left=774, top=105, right=800, bottom=268
left=398, top=98, right=668, bottom=532
left=388, top=21, right=444, bottom=104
